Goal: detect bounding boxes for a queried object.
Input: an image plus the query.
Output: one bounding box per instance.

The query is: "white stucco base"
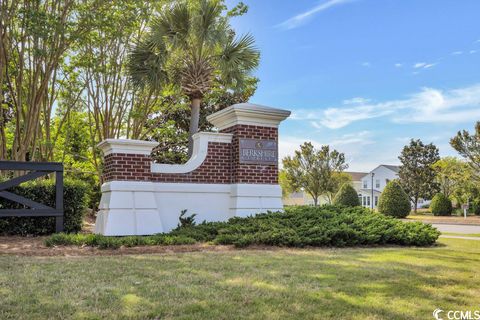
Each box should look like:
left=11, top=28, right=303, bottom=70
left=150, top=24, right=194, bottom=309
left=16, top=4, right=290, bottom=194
left=94, top=181, right=283, bottom=236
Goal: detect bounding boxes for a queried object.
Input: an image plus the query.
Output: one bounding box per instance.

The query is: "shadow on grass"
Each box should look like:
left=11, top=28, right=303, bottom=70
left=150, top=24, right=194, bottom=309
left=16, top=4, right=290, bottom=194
left=0, top=242, right=478, bottom=319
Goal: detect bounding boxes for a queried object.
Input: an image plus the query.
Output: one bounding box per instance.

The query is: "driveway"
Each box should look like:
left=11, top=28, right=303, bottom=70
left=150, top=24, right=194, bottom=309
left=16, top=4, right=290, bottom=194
left=431, top=223, right=480, bottom=234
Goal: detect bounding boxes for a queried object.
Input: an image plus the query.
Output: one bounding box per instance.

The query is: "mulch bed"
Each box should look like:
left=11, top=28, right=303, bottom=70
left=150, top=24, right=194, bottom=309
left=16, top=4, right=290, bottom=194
left=0, top=236, right=239, bottom=257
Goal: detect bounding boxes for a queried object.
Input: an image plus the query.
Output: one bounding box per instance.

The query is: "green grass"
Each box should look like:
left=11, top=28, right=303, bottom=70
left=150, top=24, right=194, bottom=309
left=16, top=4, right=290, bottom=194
left=1, top=238, right=479, bottom=319
left=442, top=232, right=480, bottom=237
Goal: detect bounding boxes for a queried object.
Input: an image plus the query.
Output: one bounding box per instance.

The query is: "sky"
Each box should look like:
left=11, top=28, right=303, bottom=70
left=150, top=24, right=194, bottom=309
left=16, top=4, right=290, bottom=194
left=226, top=0, right=480, bottom=172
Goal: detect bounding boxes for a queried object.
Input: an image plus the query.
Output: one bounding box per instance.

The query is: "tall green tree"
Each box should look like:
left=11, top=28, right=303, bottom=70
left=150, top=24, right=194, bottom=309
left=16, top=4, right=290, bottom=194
left=432, top=157, right=470, bottom=199
left=0, top=0, right=96, bottom=161
left=282, top=142, right=348, bottom=206
left=128, top=0, right=260, bottom=156
left=398, top=139, right=440, bottom=213
left=450, top=121, right=480, bottom=182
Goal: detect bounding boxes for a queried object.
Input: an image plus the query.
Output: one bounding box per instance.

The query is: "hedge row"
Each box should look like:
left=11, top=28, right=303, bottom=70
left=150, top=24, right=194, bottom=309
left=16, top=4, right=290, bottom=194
left=46, top=205, right=440, bottom=248
left=0, top=179, right=88, bottom=235
left=45, top=233, right=196, bottom=249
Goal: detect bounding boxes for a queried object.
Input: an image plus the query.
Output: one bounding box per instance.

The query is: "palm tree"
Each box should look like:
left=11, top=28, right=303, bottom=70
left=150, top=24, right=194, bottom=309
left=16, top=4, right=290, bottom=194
left=128, top=0, right=260, bottom=156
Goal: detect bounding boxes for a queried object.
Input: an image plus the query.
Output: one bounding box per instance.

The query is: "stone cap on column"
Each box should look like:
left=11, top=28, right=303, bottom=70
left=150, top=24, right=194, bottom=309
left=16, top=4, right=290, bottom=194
left=207, top=103, right=291, bottom=130
left=97, top=139, right=158, bottom=156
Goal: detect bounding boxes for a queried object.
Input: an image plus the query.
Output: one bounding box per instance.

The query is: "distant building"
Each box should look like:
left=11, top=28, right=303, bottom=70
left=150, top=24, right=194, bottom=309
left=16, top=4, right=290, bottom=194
left=358, top=165, right=430, bottom=209
left=282, top=165, right=430, bottom=209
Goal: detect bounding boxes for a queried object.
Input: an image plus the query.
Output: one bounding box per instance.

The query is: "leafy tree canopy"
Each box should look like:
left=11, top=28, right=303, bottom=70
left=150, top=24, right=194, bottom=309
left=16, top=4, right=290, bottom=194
left=398, top=139, right=440, bottom=213
left=450, top=121, right=480, bottom=182
left=282, top=142, right=348, bottom=206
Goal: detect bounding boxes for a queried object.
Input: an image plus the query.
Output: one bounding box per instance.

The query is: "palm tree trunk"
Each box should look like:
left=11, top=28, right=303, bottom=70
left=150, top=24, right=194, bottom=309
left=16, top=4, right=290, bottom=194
left=188, top=98, right=201, bottom=157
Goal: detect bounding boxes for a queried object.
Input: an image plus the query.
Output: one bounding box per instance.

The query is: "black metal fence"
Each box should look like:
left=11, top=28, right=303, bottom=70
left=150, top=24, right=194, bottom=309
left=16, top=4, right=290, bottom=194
left=0, top=161, right=64, bottom=232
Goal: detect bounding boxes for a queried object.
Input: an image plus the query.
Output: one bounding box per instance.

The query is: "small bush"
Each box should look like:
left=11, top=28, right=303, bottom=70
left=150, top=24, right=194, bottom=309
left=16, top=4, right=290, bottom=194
left=333, top=183, right=360, bottom=207
left=430, top=193, right=453, bottom=216
left=0, top=179, right=88, bottom=235
left=471, top=199, right=480, bottom=215
left=378, top=180, right=411, bottom=218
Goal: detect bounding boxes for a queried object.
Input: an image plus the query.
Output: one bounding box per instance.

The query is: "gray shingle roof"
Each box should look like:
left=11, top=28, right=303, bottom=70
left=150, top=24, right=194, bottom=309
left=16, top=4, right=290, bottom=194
left=345, top=171, right=369, bottom=181
left=381, top=165, right=400, bottom=173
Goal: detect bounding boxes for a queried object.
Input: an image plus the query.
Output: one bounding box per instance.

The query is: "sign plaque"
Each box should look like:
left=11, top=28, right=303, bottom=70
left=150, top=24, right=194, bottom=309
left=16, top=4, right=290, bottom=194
left=239, top=139, right=277, bottom=165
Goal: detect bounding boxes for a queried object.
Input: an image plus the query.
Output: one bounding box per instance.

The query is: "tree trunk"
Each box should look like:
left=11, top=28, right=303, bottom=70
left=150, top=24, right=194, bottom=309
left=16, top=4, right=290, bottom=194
left=413, top=195, right=418, bottom=214
left=188, top=98, right=201, bottom=157
left=313, top=196, right=318, bottom=206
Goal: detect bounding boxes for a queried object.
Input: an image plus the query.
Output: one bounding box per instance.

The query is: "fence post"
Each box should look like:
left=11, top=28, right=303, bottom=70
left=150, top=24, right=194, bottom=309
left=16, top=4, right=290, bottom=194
left=55, top=170, right=64, bottom=232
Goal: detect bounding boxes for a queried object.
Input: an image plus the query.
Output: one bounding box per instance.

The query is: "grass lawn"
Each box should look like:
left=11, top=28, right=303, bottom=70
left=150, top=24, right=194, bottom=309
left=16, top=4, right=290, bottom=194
left=442, top=232, right=480, bottom=238
left=1, top=238, right=479, bottom=320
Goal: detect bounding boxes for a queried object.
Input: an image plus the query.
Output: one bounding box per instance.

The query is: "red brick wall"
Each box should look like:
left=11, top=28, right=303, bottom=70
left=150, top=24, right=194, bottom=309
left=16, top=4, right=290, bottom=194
left=102, top=125, right=279, bottom=184
left=103, top=142, right=231, bottom=184
left=220, top=125, right=278, bottom=184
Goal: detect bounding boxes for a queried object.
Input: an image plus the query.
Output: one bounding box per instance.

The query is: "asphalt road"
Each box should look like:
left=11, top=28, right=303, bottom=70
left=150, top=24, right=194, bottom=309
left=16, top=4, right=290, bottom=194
left=432, top=223, right=480, bottom=234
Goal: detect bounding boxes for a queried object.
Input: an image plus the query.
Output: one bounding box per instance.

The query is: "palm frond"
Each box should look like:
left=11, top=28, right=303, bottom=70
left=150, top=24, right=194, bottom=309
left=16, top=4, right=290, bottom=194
left=219, top=33, right=260, bottom=88
left=150, top=1, right=190, bottom=49
left=128, top=40, right=168, bottom=90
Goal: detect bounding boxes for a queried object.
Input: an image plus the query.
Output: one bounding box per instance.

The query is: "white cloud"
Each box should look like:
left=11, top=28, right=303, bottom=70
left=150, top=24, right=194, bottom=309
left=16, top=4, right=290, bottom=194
left=291, top=83, right=480, bottom=129
left=279, top=131, right=375, bottom=170
left=361, top=62, right=371, bottom=67
left=277, top=0, right=356, bottom=30
left=452, top=51, right=463, bottom=55
left=394, top=63, right=403, bottom=68
left=343, top=97, right=370, bottom=105
left=413, top=62, right=436, bottom=69
left=470, top=50, right=477, bottom=54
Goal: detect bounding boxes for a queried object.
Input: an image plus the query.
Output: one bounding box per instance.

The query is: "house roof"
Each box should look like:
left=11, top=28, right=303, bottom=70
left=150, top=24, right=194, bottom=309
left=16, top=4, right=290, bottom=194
left=381, top=165, right=400, bottom=173
left=345, top=171, right=369, bottom=182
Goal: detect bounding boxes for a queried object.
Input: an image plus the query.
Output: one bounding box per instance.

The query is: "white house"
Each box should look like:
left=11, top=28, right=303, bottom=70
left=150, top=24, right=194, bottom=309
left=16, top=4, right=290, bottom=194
left=358, top=165, right=430, bottom=209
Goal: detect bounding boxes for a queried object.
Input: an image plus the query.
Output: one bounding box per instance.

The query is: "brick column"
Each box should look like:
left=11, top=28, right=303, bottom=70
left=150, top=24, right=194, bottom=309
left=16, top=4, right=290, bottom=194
left=207, top=103, right=290, bottom=185
left=99, top=139, right=157, bottom=183
left=220, top=125, right=278, bottom=184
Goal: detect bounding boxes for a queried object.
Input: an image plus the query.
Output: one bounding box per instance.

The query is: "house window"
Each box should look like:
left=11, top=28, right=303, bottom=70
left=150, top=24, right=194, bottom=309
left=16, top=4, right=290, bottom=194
left=418, top=199, right=423, bottom=204
left=375, top=179, right=380, bottom=189
left=367, top=196, right=370, bottom=206
left=358, top=194, right=362, bottom=203
left=375, top=196, right=378, bottom=206
left=386, top=179, right=390, bottom=184
left=362, top=196, right=366, bottom=206
left=363, top=181, right=368, bottom=188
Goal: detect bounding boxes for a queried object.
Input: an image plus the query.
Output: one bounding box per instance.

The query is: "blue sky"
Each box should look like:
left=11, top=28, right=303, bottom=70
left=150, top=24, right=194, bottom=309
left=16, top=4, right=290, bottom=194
left=227, top=0, right=480, bottom=171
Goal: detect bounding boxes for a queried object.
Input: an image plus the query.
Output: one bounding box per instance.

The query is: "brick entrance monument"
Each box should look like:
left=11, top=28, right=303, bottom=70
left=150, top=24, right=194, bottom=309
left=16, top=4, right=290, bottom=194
left=95, top=103, right=290, bottom=235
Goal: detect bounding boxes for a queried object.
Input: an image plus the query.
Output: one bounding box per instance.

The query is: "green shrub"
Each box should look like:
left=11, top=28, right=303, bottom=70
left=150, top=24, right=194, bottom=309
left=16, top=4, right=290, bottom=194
left=0, top=179, right=88, bottom=235
left=430, top=193, right=453, bottom=216
left=333, top=183, right=360, bottom=207
left=471, top=199, right=480, bottom=215
left=378, top=180, right=411, bottom=218
left=45, top=233, right=196, bottom=249
left=45, top=205, right=440, bottom=249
